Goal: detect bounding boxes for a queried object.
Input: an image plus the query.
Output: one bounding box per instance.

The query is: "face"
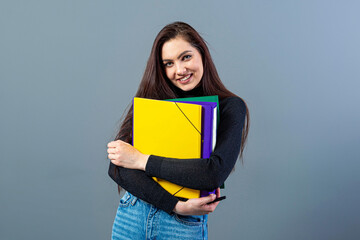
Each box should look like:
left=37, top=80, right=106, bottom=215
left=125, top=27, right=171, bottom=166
left=161, top=37, right=204, bottom=91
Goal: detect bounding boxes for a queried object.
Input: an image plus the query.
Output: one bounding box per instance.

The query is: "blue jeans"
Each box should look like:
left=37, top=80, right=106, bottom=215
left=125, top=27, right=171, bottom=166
left=111, top=191, right=208, bottom=240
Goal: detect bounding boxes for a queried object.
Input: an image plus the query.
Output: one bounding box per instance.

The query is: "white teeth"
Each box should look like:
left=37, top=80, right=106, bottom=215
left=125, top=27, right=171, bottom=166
left=179, top=74, right=191, bottom=81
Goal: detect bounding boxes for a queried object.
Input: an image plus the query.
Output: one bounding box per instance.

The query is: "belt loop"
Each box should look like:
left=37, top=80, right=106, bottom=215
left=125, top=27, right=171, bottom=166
left=131, top=195, right=138, bottom=206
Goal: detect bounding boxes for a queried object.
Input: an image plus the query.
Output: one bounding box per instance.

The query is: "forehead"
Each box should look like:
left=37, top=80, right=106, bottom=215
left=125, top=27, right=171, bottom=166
left=161, top=37, right=196, bottom=60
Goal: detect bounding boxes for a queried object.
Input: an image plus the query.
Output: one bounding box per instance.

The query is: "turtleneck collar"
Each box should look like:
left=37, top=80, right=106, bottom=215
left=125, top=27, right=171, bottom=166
left=172, top=84, right=204, bottom=98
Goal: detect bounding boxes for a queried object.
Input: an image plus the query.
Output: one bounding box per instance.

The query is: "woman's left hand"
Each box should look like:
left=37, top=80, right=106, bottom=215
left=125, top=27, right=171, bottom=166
left=107, top=140, right=149, bottom=170
left=173, top=188, right=221, bottom=215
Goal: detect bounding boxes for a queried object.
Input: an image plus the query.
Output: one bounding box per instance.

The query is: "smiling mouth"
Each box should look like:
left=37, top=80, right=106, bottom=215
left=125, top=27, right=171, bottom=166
left=178, top=74, right=192, bottom=82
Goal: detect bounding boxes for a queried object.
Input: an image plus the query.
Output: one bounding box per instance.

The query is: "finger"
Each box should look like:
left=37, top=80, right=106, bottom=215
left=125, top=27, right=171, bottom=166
left=206, top=198, right=220, bottom=207
left=108, top=140, right=127, bottom=148
left=208, top=200, right=220, bottom=209
left=197, top=194, right=216, bottom=205
left=107, top=141, right=116, bottom=148
left=108, top=153, right=116, bottom=160
left=215, top=188, right=220, bottom=198
left=107, top=148, right=117, bottom=154
left=110, top=159, right=121, bottom=166
left=206, top=199, right=220, bottom=212
left=198, top=203, right=217, bottom=213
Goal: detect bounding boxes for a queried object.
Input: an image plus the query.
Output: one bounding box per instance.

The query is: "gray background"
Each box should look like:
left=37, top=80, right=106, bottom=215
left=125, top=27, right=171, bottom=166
left=1, top=0, right=359, bottom=239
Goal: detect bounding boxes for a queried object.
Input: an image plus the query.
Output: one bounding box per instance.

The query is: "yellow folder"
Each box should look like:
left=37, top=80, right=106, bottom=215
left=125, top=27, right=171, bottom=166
left=133, top=97, right=202, bottom=199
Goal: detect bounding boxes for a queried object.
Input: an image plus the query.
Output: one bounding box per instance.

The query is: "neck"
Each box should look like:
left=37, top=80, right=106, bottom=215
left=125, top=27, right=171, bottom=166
left=172, top=85, right=204, bottom=98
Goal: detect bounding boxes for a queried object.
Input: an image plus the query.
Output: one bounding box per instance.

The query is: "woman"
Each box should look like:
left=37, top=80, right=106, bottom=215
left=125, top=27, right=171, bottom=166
left=107, top=21, right=249, bottom=240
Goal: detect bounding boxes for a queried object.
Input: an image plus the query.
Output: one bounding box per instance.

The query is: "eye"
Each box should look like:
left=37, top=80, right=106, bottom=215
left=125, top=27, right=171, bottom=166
left=164, top=62, right=173, bottom=67
left=183, top=55, right=192, bottom=60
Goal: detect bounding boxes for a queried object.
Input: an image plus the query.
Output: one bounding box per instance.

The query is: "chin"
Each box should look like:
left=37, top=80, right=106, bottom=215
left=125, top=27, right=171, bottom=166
left=176, top=84, right=195, bottom=91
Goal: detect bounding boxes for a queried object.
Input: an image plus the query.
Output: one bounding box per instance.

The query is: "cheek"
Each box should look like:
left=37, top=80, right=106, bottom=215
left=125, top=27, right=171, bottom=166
left=193, top=59, right=203, bottom=73
left=199, top=65, right=204, bottom=77
left=195, top=62, right=203, bottom=76
left=165, top=68, right=173, bottom=80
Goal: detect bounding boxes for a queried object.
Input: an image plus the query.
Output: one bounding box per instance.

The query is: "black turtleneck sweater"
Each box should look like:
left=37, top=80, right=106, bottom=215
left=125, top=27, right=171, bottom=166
left=108, top=86, right=246, bottom=214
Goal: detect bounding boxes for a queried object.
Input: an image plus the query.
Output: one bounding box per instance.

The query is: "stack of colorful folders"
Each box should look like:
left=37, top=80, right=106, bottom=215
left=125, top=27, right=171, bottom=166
left=133, top=96, right=219, bottom=199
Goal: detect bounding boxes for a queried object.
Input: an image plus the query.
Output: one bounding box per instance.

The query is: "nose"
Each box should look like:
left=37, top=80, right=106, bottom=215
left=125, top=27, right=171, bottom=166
left=176, top=63, right=187, bottom=75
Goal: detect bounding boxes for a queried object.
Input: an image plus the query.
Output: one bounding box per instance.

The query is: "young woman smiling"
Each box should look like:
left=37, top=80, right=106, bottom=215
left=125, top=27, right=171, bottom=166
left=162, top=37, right=203, bottom=91
left=108, top=21, right=249, bottom=240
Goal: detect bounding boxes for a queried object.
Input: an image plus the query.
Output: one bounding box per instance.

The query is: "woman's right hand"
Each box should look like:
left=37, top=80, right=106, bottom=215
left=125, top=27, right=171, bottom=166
left=173, top=188, right=221, bottom=216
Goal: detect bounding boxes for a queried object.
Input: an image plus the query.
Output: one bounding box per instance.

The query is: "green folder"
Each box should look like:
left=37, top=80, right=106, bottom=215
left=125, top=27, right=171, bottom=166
left=166, top=95, right=220, bottom=127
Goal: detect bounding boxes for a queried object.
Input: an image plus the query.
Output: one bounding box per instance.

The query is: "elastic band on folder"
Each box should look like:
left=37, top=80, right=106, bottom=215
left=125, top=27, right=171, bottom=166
left=174, top=102, right=201, bottom=135
left=173, top=187, right=185, bottom=197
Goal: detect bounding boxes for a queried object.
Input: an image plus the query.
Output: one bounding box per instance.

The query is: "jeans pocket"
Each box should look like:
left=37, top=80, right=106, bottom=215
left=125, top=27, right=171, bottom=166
left=118, top=192, right=137, bottom=207
left=174, top=214, right=204, bottom=226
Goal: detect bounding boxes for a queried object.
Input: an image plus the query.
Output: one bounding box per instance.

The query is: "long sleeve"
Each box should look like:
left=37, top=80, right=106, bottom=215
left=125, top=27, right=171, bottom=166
left=108, top=158, right=179, bottom=215
left=145, top=97, right=246, bottom=190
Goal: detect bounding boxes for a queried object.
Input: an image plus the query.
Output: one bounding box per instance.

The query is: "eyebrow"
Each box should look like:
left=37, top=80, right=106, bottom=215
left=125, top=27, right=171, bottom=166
left=162, top=50, right=192, bottom=62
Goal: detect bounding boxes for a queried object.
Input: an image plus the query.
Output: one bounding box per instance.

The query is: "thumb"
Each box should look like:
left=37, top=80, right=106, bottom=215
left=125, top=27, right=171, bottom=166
left=198, top=194, right=216, bottom=205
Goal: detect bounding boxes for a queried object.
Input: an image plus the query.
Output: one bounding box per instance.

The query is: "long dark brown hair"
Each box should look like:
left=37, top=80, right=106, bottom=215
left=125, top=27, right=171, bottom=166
left=114, top=22, right=249, bottom=191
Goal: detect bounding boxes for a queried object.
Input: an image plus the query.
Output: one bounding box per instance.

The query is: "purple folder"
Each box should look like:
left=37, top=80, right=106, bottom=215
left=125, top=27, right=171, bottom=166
left=170, top=100, right=217, bottom=197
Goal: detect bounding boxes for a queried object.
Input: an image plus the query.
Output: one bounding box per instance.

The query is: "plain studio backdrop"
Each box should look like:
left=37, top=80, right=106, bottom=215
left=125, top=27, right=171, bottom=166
left=1, top=1, right=359, bottom=239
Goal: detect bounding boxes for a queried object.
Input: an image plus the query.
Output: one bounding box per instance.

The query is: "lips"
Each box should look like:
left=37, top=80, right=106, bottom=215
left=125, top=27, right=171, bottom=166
left=177, top=74, right=192, bottom=83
